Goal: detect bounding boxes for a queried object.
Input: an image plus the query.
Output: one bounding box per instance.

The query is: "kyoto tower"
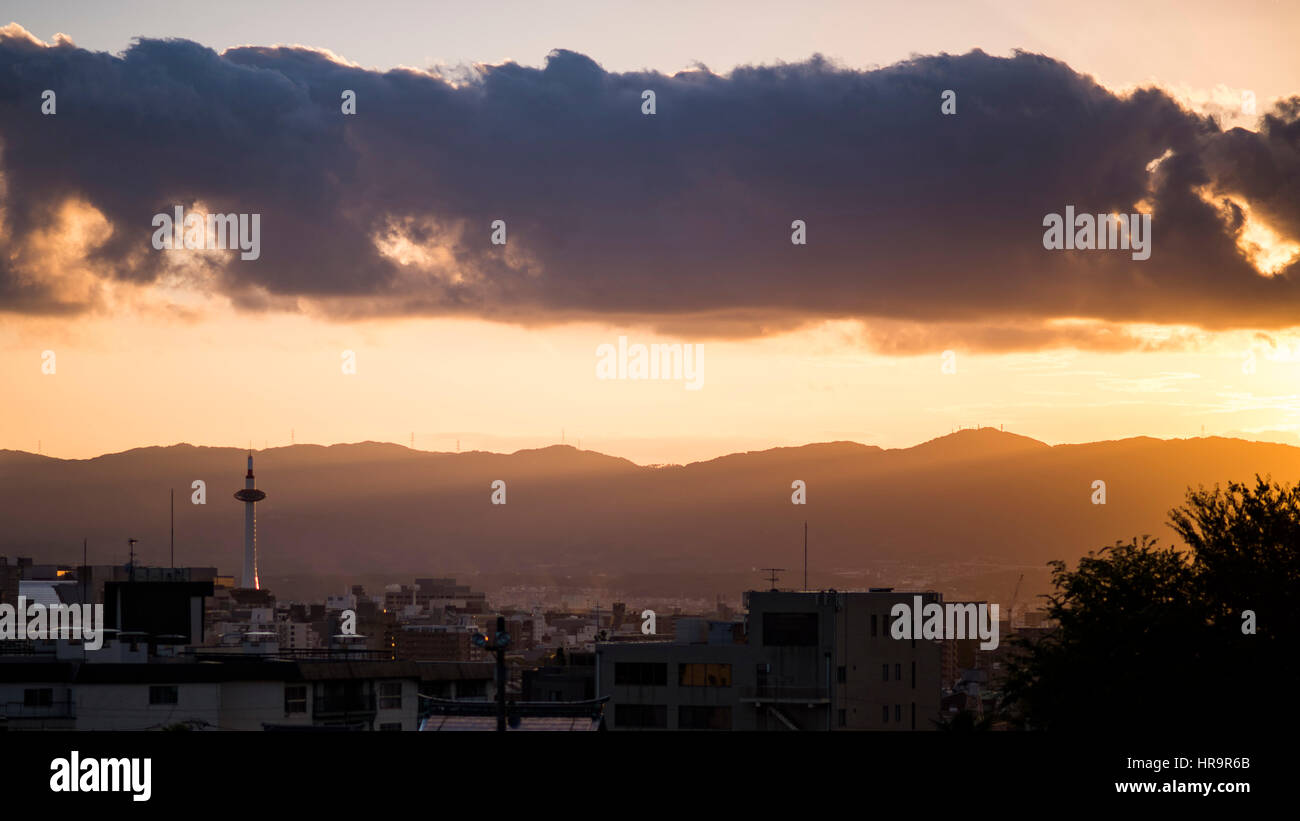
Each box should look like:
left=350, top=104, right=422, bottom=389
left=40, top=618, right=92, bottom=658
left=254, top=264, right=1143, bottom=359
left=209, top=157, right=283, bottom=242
left=233, top=453, right=267, bottom=589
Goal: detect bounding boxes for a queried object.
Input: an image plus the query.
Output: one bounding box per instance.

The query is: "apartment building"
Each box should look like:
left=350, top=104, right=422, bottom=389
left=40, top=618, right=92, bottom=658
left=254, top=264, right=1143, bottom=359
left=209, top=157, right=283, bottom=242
left=0, top=655, right=494, bottom=731
left=598, top=589, right=944, bottom=731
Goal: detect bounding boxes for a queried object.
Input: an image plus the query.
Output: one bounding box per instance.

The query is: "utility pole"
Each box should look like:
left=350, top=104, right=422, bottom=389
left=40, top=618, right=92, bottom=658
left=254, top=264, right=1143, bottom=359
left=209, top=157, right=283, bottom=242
left=473, top=616, right=512, bottom=731
left=127, top=538, right=139, bottom=582
left=1009, top=574, right=1024, bottom=631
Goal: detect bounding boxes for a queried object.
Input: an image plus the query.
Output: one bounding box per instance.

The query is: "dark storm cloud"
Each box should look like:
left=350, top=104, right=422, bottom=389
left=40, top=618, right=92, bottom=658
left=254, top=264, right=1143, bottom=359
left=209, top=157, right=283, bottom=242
left=0, top=24, right=1297, bottom=350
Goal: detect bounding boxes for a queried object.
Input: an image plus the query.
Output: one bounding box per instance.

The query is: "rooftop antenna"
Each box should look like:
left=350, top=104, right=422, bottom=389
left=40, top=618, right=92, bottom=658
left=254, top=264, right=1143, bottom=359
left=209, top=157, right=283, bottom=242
left=761, top=567, right=785, bottom=592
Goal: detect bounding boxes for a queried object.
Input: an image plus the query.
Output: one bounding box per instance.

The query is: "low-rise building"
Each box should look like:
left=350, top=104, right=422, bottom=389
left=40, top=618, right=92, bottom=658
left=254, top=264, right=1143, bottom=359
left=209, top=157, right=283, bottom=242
left=598, top=589, right=946, bottom=731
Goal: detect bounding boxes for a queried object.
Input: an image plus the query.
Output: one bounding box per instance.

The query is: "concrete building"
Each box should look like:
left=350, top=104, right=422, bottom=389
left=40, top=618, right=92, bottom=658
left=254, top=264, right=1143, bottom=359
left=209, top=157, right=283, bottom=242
left=0, top=557, right=22, bottom=607
left=0, top=656, right=495, bottom=731
left=598, top=589, right=945, bottom=731
left=392, top=624, right=484, bottom=662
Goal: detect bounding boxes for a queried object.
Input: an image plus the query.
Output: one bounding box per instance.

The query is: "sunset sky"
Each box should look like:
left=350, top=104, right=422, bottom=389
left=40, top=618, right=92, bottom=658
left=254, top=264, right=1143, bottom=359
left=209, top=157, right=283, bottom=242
left=2, top=1, right=1299, bottom=464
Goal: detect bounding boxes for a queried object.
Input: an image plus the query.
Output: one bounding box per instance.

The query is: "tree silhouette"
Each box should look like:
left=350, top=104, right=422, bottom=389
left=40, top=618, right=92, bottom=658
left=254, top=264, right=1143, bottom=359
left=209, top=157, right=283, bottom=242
left=1002, top=475, right=1298, bottom=733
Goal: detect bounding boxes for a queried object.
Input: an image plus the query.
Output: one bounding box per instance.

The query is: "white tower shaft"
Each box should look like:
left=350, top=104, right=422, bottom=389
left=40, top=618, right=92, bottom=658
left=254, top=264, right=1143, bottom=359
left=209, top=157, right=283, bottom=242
left=238, top=454, right=262, bottom=590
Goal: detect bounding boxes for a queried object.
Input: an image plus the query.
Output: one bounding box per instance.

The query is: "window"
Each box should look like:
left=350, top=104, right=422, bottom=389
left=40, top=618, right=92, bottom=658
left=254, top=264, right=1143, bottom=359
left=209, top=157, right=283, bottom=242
left=614, top=662, right=667, bottom=686
left=379, top=722, right=403, bottom=732
left=149, top=685, right=178, bottom=705
left=895, top=704, right=902, bottom=722
left=870, top=614, right=877, bottom=637
left=911, top=661, right=916, bottom=689
left=838, top=708, right=847, bottom=727
left=881, top=664, right=889, bottom=682
left=23, top=688, right=53, bottom=708
left=284, top=685, right=307, bottom=714
left=882, top=705, right=889, bottom=723
left=895, top=663, right=901, bottom=681
left=836, top=665, right=846, bottom=684
left=762, top=612, right=818, bottom=646
left=458, top=680, right=487, bottom=699
left=379, top=681, right=402, bottom=710
left=678, top=663, right=732, bottom=687
left=678, top=706, right=732, bottom=730
left=615, top=704, right=667, bottom=729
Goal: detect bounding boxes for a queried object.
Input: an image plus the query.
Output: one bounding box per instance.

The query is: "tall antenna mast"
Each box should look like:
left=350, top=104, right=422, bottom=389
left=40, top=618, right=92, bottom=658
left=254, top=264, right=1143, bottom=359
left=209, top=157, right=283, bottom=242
left=803, top=521, right=808, bottom=591
left=170, top=488, right=175, bottom=568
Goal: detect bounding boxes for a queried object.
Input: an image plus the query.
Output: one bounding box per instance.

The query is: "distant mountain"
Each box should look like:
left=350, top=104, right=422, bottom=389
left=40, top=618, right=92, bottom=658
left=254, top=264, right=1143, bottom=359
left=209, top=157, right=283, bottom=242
left=2, top=430, right=1298, bottom=580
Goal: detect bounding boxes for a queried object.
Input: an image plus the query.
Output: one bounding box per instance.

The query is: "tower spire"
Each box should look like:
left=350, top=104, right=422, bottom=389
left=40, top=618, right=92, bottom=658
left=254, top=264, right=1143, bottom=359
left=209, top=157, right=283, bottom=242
left=233, top=453, right=267, bottom=589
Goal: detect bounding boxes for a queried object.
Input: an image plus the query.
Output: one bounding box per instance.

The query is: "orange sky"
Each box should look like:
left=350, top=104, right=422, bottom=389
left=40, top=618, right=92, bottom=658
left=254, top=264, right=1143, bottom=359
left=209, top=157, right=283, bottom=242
left=2, top=2, right=1299, bottom=464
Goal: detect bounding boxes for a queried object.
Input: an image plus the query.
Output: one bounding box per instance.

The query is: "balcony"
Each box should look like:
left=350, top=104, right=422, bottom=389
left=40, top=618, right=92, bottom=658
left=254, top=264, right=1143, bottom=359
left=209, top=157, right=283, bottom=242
left=740, top=686, right=830, bottom=705
left=3, top=698, right=76, bottom=722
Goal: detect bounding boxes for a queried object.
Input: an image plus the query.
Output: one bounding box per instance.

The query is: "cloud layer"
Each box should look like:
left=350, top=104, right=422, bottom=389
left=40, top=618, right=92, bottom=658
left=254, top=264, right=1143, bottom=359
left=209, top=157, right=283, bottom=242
left=1, top=24, right=1298, bottom=350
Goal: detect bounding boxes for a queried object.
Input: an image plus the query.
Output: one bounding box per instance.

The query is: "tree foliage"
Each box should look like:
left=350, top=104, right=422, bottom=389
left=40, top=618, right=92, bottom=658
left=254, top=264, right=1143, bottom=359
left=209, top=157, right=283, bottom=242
left=1002, top=475, right=1298, bottom=732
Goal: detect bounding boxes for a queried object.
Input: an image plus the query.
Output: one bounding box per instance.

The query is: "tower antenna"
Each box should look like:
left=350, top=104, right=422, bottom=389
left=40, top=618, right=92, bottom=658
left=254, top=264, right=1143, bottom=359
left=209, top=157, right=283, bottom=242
left=233, top=453, right=267, bottom=589
left=803, top=521, right=808, bottom=591
left=760, top=567, right=785, bottom=592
